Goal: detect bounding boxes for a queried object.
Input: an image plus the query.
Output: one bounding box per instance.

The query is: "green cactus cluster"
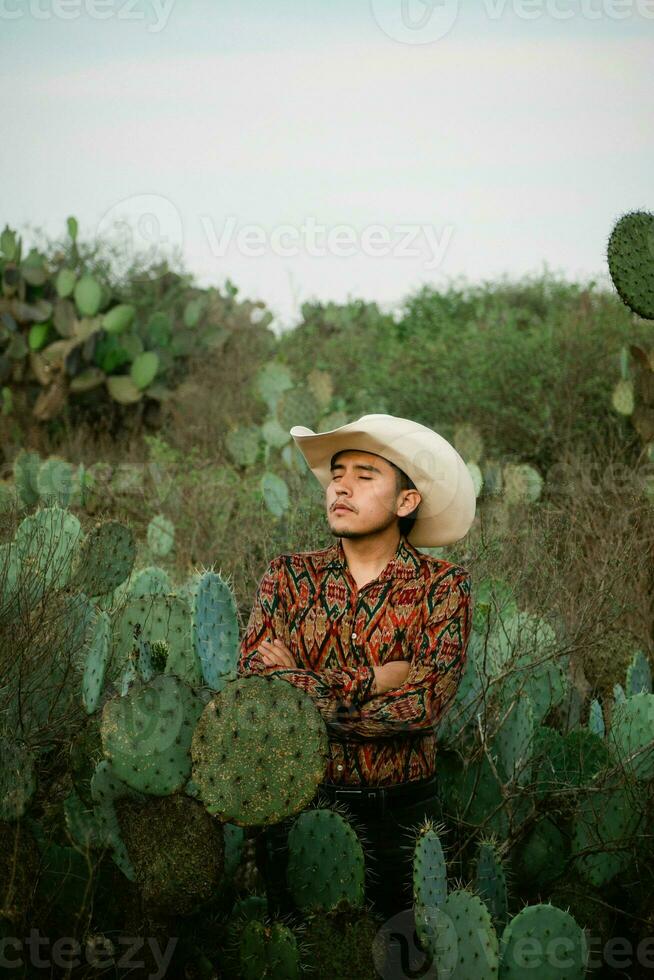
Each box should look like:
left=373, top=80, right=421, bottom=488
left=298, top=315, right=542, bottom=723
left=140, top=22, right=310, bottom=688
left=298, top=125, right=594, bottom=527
left=0, top=217, right=271, bottom=422
left=2, top=490, right=653, bottom=976
left=413, top=824, right=588, bottom=979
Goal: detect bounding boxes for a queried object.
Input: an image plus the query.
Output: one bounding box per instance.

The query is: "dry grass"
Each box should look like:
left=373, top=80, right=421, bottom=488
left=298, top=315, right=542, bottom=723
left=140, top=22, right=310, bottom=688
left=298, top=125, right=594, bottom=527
left=465, top=426, right=654, bottom=706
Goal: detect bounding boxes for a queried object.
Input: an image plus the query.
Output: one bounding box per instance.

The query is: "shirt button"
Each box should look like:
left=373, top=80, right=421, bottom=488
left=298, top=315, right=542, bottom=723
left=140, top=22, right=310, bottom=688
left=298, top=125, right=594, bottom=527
left=337, top=764, right=344, bottom=771
left=351, top=632, right=357, bottom=639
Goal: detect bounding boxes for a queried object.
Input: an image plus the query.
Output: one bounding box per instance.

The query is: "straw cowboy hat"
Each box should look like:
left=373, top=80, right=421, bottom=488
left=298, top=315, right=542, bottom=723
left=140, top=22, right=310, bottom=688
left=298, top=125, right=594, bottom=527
left=289, top=413, right=476, bottom=547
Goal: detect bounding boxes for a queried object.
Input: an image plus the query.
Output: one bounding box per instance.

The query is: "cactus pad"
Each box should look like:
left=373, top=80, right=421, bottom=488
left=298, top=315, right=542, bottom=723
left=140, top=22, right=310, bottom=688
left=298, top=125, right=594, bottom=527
left=15, top=505, right=82, bottom=596
left=572, top=776, right=643, bottom=886
left=82, top=611, right=111, bottom=714
left=588, top=698, right=605, bottom=737
left=191, top=675, right=328, bottom=825
left=0, top=736, right=37, bottom=820
left=607, top=210, right=654, bottom=320
left=287, top=807, right=366, bottom=913
left=425, top=888, right=499, bottom=979
left=608, top=691, right=654, bottom=780
left=71, top=520, right=135, bottom=597
left=413, top=821, right=448, bottom=946
left=111, top=594, right=200, bottom=686
left=100, top=673, right=204, bottom=795
left=474, top=841, right=509, bottom=931
left=191, top=569, right=239, bottom=689
left=240, top=920, right=300, bottom=980
left=90, top=760, right=145, bottom=880
left=625, top=650, right=652, bottom=696
left=114, top=793, right=225, bottom=915
left=499, top=902, right=587, bottom=978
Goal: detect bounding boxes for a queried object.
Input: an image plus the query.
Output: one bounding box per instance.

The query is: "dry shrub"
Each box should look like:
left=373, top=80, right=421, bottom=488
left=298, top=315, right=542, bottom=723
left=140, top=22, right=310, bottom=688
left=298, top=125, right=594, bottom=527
left=164, top=313, right=276, bottom=461
left=467, top=427, right=653, bottom=705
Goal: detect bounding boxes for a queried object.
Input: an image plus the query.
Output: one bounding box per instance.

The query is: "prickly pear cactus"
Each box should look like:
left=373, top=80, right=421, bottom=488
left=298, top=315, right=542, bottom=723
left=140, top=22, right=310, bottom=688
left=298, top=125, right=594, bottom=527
left=90, top=760, right=145, bottom=881
left=13, top=449, right=40, bottom=507
left=532, top=727, right=609, bottom=800
left=425, top=888, right=499, bottom=980
left=572, top=773, right=643, bottom=886
left=190, top=675, right=328, bottom=826
left=70, top=520, right=135, bottom=597
left=608, top=692, right=654, bottom=780
left=114, top=793, right=225, bottom=915
left=286, top=807, right=366, bottom=913
left=63, top=788, right=104, bottom=850
left=499, top=902, right=588, bottom=978
left=190, top=569, right=240, bottom=690
left=512, top=816, right=568, bottom=890
left=413, top=818, right=448, bottom=947
left=0, top=736, right=37, bottom=820
left=14, top=504, right=82, bottom=599
left=588, top=698, right=605, bottom=737
left=239, top=920, right=301, bottom=980
left=111, top=594, right=201, bottom=687
left=100, top=673, right=204, bottom=795
left=491, top=693, right=534, bottom=786
left=486, top=611, right=568, bottom=725
left=625, top=649, right=652, bottom=696
left=607, top=210, right=654, bottom=320
left=36, top=456, right=76, bottom=507
left=121, top=565, right=172, bottom=599
left=473, top=840, right=509, bottom=932
left=82, top=611, right=111, bottom=714
left=146, top=513, right=175, bottom=557
left=437, top=751, right=509, bottom=839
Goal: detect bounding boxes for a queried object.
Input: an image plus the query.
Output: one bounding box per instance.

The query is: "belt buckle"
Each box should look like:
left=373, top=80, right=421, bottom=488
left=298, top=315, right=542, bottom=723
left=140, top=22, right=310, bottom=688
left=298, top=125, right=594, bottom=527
left=333, top=786, right=361, bottom=804
left=333, top=786, right=385, bottom=814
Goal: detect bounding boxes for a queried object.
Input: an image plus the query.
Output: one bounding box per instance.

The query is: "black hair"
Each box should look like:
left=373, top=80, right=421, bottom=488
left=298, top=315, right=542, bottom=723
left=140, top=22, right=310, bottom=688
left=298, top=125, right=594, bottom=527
left=330, top=450, right=420, bottom=539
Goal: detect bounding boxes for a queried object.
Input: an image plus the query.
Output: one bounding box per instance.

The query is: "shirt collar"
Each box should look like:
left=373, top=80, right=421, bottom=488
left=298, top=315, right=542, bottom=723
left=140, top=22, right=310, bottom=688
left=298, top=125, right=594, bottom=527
left=315, top=534, right=421, bottom=581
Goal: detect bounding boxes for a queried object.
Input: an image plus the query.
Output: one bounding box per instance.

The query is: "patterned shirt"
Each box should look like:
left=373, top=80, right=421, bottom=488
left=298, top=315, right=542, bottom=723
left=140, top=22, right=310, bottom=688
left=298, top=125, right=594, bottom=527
left=237, top=534, right=472, bottom=787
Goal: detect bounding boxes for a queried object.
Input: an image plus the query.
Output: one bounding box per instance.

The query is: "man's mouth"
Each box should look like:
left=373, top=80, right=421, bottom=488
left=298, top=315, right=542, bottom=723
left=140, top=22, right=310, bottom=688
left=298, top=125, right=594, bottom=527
left=333, top=505, right=354, bottom=512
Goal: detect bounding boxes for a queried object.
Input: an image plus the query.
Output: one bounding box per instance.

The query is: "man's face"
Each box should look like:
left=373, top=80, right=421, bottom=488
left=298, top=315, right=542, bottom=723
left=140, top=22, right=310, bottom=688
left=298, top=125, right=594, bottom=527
left=326, top=449, right=418, bottom=539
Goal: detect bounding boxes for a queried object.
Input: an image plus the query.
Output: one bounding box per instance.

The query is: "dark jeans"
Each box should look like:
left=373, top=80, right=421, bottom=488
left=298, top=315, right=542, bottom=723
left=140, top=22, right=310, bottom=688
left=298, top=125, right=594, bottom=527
left=255, top=780, right=443, bottom=976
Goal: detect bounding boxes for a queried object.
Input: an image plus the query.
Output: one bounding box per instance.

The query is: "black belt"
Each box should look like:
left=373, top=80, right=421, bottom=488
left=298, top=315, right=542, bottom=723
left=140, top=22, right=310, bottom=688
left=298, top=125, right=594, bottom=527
left=317, top=774, right=438, bottom=814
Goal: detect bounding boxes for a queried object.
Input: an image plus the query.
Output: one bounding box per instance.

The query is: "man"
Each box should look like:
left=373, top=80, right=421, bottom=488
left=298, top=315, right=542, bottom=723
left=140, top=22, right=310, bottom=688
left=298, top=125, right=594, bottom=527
left=237, top=414, right=475, bottom=933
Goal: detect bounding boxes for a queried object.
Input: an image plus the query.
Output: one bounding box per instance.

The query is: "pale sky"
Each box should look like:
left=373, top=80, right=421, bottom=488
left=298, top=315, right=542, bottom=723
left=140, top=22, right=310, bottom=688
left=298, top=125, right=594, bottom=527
left=2, top=0, right=652, bottom=334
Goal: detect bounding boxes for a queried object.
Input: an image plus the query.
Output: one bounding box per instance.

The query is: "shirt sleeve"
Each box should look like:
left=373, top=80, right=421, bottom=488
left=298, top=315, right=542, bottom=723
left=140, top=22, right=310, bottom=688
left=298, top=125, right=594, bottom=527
left=237, top=558, right=288, bottom=678
left=296, top=569, right=472, bottom=740
left=237, top=559, right=377, bottom=704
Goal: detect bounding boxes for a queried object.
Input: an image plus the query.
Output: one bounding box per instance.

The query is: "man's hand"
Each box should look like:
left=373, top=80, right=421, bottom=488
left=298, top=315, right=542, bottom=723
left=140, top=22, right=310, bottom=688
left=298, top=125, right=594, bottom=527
left=372, top=661, right=411, bottom=695
left=259, top=638, right=297, bottom=669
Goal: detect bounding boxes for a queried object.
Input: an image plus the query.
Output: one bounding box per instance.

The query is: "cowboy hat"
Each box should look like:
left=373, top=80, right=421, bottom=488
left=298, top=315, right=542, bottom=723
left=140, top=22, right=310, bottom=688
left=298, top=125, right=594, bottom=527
left=289, top=413, right=476, bottom=547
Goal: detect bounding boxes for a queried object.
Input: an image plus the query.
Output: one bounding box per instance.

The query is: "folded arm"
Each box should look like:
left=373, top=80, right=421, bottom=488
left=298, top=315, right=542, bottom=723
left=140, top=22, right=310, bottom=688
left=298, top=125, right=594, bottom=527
left=237, top=558, right=472, bottom=740
left=237, top=558, right=376, bottom=704
left=308, top=569, right=473, bottom=739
